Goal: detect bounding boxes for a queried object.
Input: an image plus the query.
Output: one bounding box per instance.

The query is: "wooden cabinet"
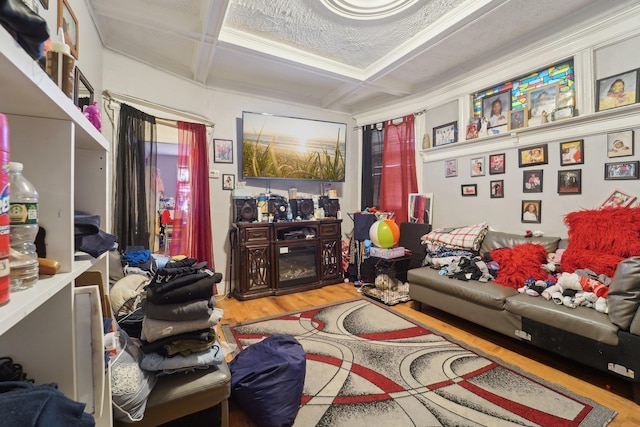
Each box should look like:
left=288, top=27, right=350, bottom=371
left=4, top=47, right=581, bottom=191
left=232, top=219, right=342, bottom=300
left=0, top=28, right=111, bottom=426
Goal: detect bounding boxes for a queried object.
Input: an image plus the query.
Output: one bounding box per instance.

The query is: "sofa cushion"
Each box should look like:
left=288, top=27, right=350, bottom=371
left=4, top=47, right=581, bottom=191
left=607, top=256, right=640, bottom=330
left=480, top=230, right=560, bottom=255
left=505, top=294, right=619, bottom=345
left=407, top=267, right=517, bottom=310
left=421, top=222, right=488, bottom=251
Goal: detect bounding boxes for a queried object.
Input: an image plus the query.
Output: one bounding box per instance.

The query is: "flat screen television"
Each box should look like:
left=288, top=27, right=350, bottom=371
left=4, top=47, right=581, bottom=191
left=241, top=111, right=347, bottom=182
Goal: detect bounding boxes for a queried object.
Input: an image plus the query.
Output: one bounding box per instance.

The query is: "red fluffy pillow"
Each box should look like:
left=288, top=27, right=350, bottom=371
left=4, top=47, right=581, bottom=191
left=490, top=243, right=548, bottom=289
left=561, top=248, right=624, bottom=278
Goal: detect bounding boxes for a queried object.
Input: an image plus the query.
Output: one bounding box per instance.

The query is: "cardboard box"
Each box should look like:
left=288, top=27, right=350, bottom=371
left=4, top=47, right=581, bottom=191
left=370, top=246, right=405, bottom=259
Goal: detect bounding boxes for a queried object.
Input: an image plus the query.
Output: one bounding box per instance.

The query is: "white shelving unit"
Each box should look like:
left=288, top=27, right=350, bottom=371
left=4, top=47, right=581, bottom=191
left=0, top=27, right=111, bottom=426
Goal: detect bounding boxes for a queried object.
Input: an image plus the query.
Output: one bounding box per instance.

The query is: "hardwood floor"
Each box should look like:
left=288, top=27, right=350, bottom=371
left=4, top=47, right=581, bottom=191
left=215, top=282, right=640, bottom=427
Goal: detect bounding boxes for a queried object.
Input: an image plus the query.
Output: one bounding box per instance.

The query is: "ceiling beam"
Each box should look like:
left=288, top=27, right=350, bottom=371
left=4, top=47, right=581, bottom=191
left=192, top=0, right=229, bottom=83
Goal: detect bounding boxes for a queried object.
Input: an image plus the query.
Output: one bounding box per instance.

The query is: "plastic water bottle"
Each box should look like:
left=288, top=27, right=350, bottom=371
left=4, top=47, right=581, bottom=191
left=286, top=203, right=293, bottom=222
left=8, top=162, right=38, bottom=291
left=0, top=115, right=10, bottom=305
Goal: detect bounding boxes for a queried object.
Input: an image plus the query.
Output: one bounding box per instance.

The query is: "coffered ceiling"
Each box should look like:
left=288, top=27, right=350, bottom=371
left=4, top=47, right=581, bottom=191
left=88, top=0, right=630, bottom=114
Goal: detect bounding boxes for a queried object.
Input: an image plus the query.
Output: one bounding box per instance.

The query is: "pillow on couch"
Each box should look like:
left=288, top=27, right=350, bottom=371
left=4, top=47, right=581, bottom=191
left=490, top=243, right=549, bottom=289
left=608, top=256, right=640, bottom=330
left=421, top=222, right=488, bottom=251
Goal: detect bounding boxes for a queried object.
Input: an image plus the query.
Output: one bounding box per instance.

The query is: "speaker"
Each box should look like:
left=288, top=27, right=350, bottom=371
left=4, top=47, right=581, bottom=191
left=235, top=198, right=257, bottom=222
left=290, top=198, right=314, bottom=219
left=320, top=196, right=340, bottom=218
left=268, top=199, right=289, bottom=222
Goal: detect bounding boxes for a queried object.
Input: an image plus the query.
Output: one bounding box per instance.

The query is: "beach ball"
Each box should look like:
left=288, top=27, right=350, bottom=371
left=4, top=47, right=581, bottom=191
left=369, top=219, right=400, bottom=248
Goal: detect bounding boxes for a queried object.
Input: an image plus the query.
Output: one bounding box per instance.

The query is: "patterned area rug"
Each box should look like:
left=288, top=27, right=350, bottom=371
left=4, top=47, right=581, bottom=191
left=223, top=298, right=616, bottom=427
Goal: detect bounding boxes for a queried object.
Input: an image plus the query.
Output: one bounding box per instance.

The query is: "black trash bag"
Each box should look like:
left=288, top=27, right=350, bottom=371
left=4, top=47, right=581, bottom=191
left=229, top=334, right=306, bottom=427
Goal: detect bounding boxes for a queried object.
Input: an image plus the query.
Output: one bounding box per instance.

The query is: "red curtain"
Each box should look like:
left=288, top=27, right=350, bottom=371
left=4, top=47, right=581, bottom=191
left=379, top=115, right=418, bottom=223
left=171, top=122, right=214, bottom=268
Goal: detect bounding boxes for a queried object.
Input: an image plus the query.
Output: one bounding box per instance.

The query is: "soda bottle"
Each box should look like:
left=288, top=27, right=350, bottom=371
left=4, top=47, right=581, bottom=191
left=8, top=162, right=38, bottom=291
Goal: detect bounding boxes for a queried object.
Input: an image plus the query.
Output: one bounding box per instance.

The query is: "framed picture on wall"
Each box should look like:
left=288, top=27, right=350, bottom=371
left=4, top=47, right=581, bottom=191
left=482, top=89, right=511, bottom=128
left=470, top=157, right=485, bottom=177
left=433, top=122, right=458, bottom=146
left=489, top=153, right=505, bottom=175
left=518, top=144, right=548, bottom=167
left=461, top=184, right=477, bottom=197
left=213, top=138, right=233, bottom=163
left=521, top=200, right=542, bottom=224
left=222, top=174, right=235, bottom=190
left=58, top=0, right=79, bottom=59
left=607, top=130, right=634, bottom=158
left=490, top=180, right=504, bottom=198
left=596, top=69, right=638, bottom=112
left=604, top=161, right=639, bottom=180
left=559, top=139, right=584, bottom=166
left=599, top=188, right=636, bottom=209
left=558, top=169, right=581, bottom=195
left=444, top=159, right=458, bottom=177
left=523, top=169, right=543, bottom=193
left=408, top=193, right=434, bottom=225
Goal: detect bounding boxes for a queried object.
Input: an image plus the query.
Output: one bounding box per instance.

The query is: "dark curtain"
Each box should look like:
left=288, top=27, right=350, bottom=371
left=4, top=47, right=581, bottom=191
left=361, top=123, right=384, bottom=210
left=113, top=103, right=158, bottom=250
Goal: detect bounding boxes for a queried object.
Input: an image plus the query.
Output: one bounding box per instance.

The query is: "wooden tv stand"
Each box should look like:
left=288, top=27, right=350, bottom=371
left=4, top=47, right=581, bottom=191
left=231, top=219, right=342, bottom=300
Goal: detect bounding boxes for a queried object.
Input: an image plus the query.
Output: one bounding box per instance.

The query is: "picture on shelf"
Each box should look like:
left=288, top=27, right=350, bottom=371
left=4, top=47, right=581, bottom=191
left=518, top=144, right=548, bottom=167
left=508, top=109, right=527, bottom=130
left=607, top=130, right=634, bottom=158
left=528, top=84, right=558, bottom=126
left=559, top=139, right=584, bottom=166
left=558, top=169, right=581, bottom=195
left=461, top=184, right=477, bottom=196
left=470, top=157, right=485, bottom=177
left=604, top=161, right=639, bottom=180
left=489, top=153, right=505, bottom=175
left=521, top=200, right=542, bottom=223
left=599, top=188, right=636, bottom=209
left=433, top=121, right=458, bottom=146
left=523, top=169, right=543, bottom=193
left=408, top=193, right=433, bottom=225
left=596, top=69, right=638, bottom=112
left=444, top=159, right=458, bottom=177
left=490, top=180, right=504, bottom=198
left=482, top=89, right=511, bottom=128
left=58, top=0, right=79, bottom=59
left=465, top=122, right=479, bottom=140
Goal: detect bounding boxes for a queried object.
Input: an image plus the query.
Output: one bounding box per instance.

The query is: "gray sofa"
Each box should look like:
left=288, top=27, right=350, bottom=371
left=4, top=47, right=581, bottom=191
left=407, top=230, right=640, bottom=403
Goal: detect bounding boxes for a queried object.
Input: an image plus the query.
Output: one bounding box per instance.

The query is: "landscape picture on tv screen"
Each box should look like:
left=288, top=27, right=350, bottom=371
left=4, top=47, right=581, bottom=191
left=242, top=111, right=347, bottom=181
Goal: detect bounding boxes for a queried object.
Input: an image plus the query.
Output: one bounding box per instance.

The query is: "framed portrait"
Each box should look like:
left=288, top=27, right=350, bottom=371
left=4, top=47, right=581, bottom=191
left=213, top=138, right=233, bottom=163
left=528, top=84, right=558, bottom=119
left=523, top=169, right=543, bottom=193
left=604, top=161, right=639, bottom=180
left=465, top=123, right=478, bottom=140
left=433, top=121, right=458, bottom=146
left=444, top=159, right=458, bottom=177
left=559, top=139, right=584, bottom=166
left=58, top=0, right=79, bottom=59
left=521, top=200, right=542, bottom=224
left=408, top=193, right=434, bottom=225
left=222, top=174, right=235, bottom=190
left=596, top=70, right=638, bottom=112
left=482, top=89, right=511, bottom=129
left=470, top=156, right=485, bottom=177
left=599, top=188, right=636, bottom=209
left=557, top=169, right=581, bottom=195
left=461, top=184, right=477, bottom=197
left=518, top=144, right=548, bottom=167
left=489, top=153, right=505, bottom=175
left=508, top=109, right=528, bottom=130
left=607, top=130, right=634, bottom=158
left=490, top=180, right=504, bottom=199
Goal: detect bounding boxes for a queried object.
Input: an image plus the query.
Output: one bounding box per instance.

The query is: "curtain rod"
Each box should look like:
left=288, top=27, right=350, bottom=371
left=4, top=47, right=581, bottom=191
left=354, top=108, right=427, bottom=130
left=103, top=90, right=215, bottom=129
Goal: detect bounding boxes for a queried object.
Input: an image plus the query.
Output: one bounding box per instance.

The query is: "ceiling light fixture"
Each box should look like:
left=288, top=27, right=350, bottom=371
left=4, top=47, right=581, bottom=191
left=320, top=0, right=420, bottom=20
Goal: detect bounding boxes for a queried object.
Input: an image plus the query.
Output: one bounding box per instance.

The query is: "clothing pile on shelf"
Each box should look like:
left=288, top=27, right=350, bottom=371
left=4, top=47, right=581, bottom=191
left=139, top=257, right=225, bottom=375
left=121, top=246, right=157, bottom=279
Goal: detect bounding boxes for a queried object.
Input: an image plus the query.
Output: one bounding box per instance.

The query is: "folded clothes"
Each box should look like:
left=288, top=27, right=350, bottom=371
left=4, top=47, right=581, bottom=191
left=165, top=257, right=197, bottom=268
left=151, top=264, right=208, bottom=286
left=161, top=329, right=218, bottom=357
left=141, top=296, right=215, bottom=321
left=148, top=272, right=209, bottom=294
left=140, top=344, right=224, bottom=375
left=140, top=328, right=212, bottom=354
left=140, top=308, right=224, bottom=343
left=145, top=274, right=221, bottom=304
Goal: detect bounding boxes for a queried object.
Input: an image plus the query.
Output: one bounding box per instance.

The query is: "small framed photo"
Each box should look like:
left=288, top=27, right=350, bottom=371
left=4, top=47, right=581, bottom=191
left=604, top=161, right=639, bottom=180
left=607, top=130, right=634, bottom=158
left=222, top=173, right=235, bottom=190
left=522, top=200, right=542, bottom=224
left=461, top=184, right=477, bottom=197
left=470, top=157, right=485, bottom=177
left=518, top=144, right=548, bottom=167
left=408, top=193, right=434, bottom=225
left=433, top=121, right=458, bottom=146
left=482, top=89, right=511, bottom=129
left=600, top=189, right=636, bottom=209
left=559, top=139, right=584, bottom=166
left=596, top=70, right=638, bottom=112
left=490, top=180, right=504, bottom=198
left=523, top=169, right=543, bottom=193
left=213, top=139, right=233, bottom=163
left=489, top=153, right=505, bottom=175
left=558, top=169, right=581, bottom=195
left=58, top=0, right=79, bottom=59
left=444, top=159, right=458, bottom=177
left=528, top=84, right=558, bottom=119
left=465, top=122, right=479, bottom=140
left=508, top=109, right=528, bottom=130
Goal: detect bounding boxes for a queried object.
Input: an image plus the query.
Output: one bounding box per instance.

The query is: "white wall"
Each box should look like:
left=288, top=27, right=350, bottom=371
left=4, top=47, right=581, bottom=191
left=102, top=51, right=357, bottom=294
